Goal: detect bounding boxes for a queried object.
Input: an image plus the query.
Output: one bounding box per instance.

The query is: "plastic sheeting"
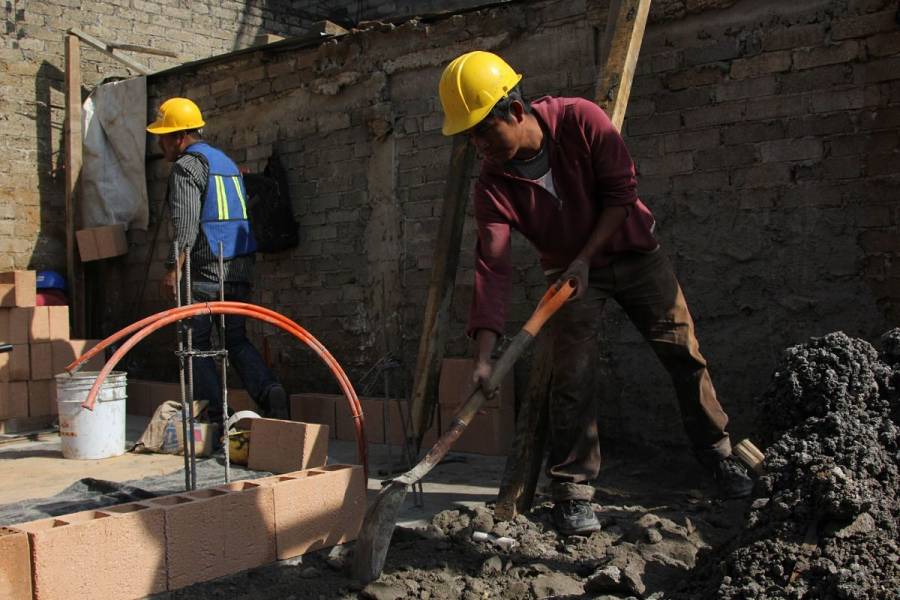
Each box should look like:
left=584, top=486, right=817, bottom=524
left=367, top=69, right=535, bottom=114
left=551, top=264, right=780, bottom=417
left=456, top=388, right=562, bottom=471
left=80, top=76, right=149, bottom=231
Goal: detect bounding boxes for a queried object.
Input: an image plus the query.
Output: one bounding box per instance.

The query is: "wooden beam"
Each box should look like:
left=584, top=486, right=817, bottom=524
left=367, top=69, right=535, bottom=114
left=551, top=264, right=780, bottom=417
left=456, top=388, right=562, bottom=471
left=495, top=0, right=652, bottom=519
left=107, top=42, right=178, bottom=58
left=408, top=135, right=475, bottom=446
left=67, top=28, right=151, bottom=74
left=494, top=335, right=552, bottom=521
left=594, top=0, right=651, bottom=131
left=64, top=33, right=85, bottom=337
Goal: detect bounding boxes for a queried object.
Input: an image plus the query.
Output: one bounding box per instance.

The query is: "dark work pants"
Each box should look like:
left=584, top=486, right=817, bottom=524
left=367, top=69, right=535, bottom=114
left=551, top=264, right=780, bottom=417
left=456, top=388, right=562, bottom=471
left=188, top=281, right=279, bottom=422
left=546, top=249, right=731, bottom=501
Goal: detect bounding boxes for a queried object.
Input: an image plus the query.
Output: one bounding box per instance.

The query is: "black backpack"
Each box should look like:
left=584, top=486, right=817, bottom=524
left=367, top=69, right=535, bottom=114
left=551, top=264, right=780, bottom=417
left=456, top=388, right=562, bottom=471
left=243, top=152, right=299, bottom=253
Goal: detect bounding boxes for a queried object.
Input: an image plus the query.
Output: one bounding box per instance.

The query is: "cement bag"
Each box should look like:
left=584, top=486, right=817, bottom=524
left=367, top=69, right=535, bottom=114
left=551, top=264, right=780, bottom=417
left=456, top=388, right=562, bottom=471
left=132, top=400, right=210, bottom=455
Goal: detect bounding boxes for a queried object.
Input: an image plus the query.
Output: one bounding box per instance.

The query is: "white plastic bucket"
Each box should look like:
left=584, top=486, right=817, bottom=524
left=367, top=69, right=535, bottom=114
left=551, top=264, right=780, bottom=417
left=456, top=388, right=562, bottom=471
left=55, top=371, right=127, bottom=460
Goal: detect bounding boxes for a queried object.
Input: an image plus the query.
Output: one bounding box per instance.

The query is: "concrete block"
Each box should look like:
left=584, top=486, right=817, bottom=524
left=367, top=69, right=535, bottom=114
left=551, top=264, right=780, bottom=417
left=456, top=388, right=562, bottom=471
left=0, top=343, right=28, bottom=381
left=0, top=271, right=36, bottom=307
left=156, top=483, right=276, bottom=590
left=262, top=464, right=366, bottom=559
left=51, top=339, right=102, bottom=376
left=6, top=308, right=31, bottom=344
left=30, top=342, right=53, bottom=380
left=228, top=387, right=260, bottom=412
left=0, top=526, right=32, bottom=600
left=47, top=305, right=69, bottom=340
left=28, top=380, right=54, bottom=417
left=16, top=504, right=167, bottom=600
left=28, top=306, right=51, bottom=341
left=247, top=418, right=328, bottom=473
left=439, top=402, right=514, bottom=456
left=439, top=357, right=513, bottom=409
left=0, top=308, right=8, bottom=342
left=289, top=392, right=337, bottom=436
left=76, top=225, right=128, bottom=262
left=0, top=382, right=28, bottom=419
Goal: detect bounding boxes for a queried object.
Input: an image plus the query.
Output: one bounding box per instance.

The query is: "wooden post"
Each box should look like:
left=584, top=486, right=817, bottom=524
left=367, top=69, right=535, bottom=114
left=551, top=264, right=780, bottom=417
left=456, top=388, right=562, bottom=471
left=64, top=33, right=84, bottom=337
left=408, top=135, right=476, bottom=445
left=495, top=0, right=652, bottom=519
left=595, top=0, right=651, bottom=131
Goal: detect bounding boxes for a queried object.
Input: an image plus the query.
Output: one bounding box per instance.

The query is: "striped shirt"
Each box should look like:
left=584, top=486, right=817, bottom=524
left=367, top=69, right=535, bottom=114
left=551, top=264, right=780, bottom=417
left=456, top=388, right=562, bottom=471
left=165, top=152, right=255, bottom=284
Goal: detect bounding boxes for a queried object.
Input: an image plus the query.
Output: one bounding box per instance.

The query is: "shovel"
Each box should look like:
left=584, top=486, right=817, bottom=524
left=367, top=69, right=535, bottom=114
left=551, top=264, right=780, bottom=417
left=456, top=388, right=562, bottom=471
left=353, top=279, right=576, bottom=583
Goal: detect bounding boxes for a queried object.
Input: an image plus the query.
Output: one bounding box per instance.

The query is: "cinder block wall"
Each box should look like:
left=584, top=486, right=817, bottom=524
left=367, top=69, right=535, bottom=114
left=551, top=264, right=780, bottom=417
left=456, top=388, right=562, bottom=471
left=123, top=0, right=896, bottom=451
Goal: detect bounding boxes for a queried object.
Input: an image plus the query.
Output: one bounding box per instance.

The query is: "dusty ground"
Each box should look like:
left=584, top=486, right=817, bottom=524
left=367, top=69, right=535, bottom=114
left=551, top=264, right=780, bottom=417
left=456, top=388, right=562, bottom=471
left=161, top=328, right=899, bottom=600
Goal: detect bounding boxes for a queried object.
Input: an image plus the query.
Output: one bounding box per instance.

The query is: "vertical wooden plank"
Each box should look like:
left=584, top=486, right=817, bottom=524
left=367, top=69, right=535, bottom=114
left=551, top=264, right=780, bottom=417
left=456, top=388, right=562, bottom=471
left=595, top=0, right=652, bottom=131
left=496, top=0, right=652, bottom=519
left=409, top=135, right=475, bottom=446
left=64, top=33, right=84, bottom=336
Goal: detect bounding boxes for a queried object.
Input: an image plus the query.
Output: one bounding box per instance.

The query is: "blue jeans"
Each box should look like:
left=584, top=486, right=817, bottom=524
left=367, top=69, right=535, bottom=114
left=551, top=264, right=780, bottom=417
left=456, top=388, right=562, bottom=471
left=187, top=281, right=279, bottom=421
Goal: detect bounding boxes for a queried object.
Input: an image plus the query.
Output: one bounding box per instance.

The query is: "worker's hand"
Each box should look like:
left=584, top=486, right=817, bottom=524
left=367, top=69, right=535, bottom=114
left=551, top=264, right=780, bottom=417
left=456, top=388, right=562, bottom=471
left=472, top=358, right=499, bottom=400
left=558, top=257, right=589, bottom=301
left=161, top=268, right=178, bottom=301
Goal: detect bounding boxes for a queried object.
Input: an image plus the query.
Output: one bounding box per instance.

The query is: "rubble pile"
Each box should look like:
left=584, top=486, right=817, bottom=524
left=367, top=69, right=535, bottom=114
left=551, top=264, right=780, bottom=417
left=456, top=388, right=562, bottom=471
left=675, top=330, right=900, bottom=600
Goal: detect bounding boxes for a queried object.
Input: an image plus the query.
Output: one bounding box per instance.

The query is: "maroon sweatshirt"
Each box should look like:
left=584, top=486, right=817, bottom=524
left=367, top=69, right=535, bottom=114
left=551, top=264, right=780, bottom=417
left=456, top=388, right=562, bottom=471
left=468, top=96, right=659, bottom=336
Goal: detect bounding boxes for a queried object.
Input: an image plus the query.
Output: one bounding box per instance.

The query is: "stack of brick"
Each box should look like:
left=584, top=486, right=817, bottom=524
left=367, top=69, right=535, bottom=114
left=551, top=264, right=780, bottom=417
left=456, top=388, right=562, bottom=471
left=2, top=414, right=367, bottom=597
left=0, top=270, right=103, bottom=433
left=289, top=356, right=515, bottom=455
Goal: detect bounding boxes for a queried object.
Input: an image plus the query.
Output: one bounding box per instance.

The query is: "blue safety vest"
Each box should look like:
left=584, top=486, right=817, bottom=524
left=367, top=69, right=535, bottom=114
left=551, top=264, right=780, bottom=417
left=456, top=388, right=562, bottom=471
left=185, top=142, right=257, bottom=259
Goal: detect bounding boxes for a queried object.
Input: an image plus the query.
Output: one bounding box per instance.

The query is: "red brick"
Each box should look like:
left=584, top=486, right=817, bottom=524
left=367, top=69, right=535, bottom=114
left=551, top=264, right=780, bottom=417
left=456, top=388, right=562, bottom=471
left=761, top=23, right=825, bottom=51
left=831, top=9, right=898, bottom=40
left=227, top=387, right=260, bottom=412
left=262, top=464, right=366, bottom=559
left=866, top=31, right=900, bottom=57
left=0, top=343, right=28, bottom=381
left=439, top=357, right=514, bottom=410
left=334, top=392, right=364, bottom=441
left=730, top=51, right=792, bottom=79
left=29, top=306, right=51, bottom=341
left=51, top=339, right=102, bottom=376
left=0, top=284, right=14, bottom=308
left=5, top=308, right=31, bottom=344
left=30, top=342, right=53, bottom=380
left=156, top=483, right=275, bottom=589
left=16, top=505, right=166, bottom=600
left=793, top=41, right=859, bottom=70
left=0, top=527, right=32, bottom=599
left=0, top=271, right=36, bottom=307
left=0, top=381, right=28, bottom=419
left=247, top=418, right=328, bottom=473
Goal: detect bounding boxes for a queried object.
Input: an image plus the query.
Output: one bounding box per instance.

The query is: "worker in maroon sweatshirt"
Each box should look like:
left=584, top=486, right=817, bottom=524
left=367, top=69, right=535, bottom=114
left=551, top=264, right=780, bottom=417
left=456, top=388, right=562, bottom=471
left=438, top=51, right=753, bottom=536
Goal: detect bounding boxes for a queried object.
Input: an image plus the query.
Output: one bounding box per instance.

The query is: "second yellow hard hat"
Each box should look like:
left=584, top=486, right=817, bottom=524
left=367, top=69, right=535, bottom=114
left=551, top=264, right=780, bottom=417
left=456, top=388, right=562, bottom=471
left=146, top=97, right=206, bottom=135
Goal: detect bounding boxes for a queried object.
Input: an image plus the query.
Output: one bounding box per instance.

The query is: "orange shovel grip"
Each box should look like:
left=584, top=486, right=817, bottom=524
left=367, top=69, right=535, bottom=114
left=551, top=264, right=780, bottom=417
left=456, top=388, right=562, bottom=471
left=522, top=279, right=576, bottom=336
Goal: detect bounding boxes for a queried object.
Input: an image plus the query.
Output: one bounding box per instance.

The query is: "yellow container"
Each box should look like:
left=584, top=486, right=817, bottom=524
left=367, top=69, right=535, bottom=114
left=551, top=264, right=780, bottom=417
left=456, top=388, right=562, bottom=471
left=228, top=430, right=251, bottom=465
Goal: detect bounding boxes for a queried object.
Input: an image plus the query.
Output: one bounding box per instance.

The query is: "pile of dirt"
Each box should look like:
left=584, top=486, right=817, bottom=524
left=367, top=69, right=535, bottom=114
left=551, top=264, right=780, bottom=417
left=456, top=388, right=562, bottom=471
left=672, top=330, right=900, bottom=599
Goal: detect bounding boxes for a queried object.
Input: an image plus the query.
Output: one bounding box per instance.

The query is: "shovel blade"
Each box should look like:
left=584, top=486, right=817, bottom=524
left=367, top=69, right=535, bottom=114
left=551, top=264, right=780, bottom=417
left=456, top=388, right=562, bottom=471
left=352, top=479, right=409, bottom=583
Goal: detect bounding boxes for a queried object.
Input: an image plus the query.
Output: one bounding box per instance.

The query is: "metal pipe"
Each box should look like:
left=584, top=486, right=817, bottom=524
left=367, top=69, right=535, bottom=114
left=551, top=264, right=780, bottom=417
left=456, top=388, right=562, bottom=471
left=185, top=251, right=197, bottom=489
left=218, top=242, right=230, bottom=483
left=174, top=241, right=190, bottom=491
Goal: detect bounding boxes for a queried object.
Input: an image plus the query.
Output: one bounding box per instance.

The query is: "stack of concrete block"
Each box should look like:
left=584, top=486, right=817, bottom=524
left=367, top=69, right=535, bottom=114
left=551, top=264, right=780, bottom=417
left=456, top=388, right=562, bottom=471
left=290, top=391, right=435, bottom=448
left=4, top=430, right=366, bottom=598
left=126, top=379, right=260, bottom=417
left=0, top=270, right=103, bottom=433
left=437, top=357, right=515, bottom=456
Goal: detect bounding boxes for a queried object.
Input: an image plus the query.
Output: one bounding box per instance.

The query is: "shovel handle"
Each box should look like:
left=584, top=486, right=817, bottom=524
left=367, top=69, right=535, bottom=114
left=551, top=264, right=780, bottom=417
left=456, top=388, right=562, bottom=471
left=522, top=279, right=576, bottom=336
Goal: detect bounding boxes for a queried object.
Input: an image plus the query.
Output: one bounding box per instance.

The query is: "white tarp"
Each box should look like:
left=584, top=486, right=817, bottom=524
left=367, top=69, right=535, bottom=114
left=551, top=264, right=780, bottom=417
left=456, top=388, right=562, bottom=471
left=80, top=76, right=149, bottom=230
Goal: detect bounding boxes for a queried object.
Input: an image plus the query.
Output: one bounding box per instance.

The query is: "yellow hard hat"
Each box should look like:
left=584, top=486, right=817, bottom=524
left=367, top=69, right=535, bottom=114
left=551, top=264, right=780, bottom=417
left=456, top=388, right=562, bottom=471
left=439, top=51, right=523, bottom=136
left=146, top=97, right=206, bottom=134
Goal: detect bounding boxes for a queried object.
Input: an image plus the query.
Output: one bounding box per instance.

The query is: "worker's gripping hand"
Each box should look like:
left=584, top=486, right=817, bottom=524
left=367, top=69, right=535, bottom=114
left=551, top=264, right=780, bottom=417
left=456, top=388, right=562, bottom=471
left=472, top=358, right=500, bottom=400
left=558, top=257, right=589, bottom=301
left=161, top=268, right=178, bottom=301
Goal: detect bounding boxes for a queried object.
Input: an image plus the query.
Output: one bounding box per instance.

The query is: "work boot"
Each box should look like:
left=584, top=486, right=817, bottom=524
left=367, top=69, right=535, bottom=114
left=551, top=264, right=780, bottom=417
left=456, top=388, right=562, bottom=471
left=264, top=384, right=289, bottom=419
left=712, top=456, right=754, bottom=499
left=551, top=500, right=602, bottom=536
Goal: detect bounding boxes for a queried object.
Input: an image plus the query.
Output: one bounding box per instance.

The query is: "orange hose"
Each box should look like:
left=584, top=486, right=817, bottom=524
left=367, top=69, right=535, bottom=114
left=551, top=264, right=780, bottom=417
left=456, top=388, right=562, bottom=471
left=72, top=303, right=367, bottom=474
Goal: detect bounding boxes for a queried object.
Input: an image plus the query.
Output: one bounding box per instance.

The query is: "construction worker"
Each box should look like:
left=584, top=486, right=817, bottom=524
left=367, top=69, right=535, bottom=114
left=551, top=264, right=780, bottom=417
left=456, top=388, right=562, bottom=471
left=147, top=97, right=288, bottom=423
left=438, top=51, right=753, bottom=536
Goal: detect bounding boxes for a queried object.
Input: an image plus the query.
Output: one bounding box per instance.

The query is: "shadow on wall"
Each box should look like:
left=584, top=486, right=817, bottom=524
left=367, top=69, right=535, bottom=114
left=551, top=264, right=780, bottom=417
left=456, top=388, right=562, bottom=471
left=230, top=1, right=356, bottom=52
left=32, top=61, right=71, bottom=273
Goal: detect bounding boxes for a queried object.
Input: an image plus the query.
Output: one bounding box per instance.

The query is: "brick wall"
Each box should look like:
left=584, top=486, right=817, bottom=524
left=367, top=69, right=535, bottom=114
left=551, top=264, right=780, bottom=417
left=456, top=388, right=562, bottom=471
left=0, top=0, right=333, bottom=273
left=20, top=0, right=900, bottom=452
